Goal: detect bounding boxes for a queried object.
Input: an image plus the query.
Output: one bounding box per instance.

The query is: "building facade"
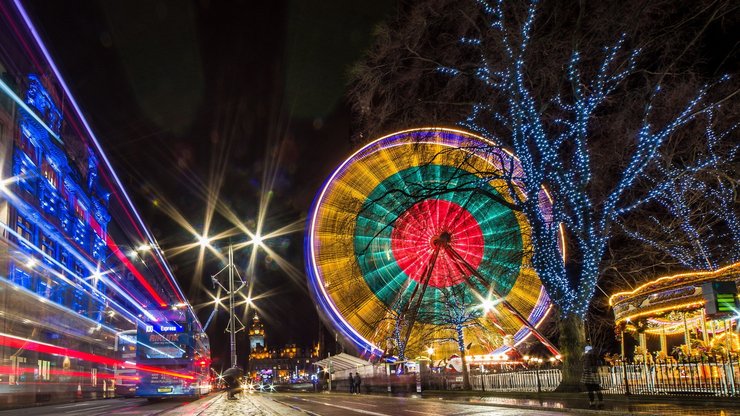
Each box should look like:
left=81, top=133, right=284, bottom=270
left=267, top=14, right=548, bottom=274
left=246, top=314, right=318, bottom=383
left=0, top=2, right=198, bottom=408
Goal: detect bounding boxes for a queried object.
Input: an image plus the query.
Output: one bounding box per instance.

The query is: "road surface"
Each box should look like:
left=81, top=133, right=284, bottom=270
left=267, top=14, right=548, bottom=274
left=0, top=393, right=565, bottom=416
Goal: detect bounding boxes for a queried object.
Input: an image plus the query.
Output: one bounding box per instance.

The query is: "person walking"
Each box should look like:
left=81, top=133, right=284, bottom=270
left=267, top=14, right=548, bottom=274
left=348, top=372, right=355, bottom=394
left=354, top=372, right=362, bottom=394
left=581, top=346, right=603, bottom=409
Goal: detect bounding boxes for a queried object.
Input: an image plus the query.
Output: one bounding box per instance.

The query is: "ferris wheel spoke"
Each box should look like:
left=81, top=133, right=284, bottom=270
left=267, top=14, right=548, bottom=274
left=444, top=244, right=560, bottom=356
left=399, top=241, right=442, bottom=351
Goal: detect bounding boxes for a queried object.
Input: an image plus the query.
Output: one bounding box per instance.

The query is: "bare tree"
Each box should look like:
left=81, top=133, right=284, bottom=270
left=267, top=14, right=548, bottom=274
left=415, top=283, right=484, bottom=390
left=348, top=0, right=738, bottom=390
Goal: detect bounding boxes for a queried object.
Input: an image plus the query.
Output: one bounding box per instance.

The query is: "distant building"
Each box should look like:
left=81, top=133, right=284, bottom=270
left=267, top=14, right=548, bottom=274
left=246, top=314, right=318, bottom=383
left=249, top=313, right=265, bottom=351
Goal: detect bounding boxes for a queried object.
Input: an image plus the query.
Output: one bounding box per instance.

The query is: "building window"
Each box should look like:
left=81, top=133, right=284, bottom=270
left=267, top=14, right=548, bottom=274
left=9, top=356, right=27, bottom=385
left=40, top=233, right=56, bottom=261
left=15, top=215, right=33, bottom=243
left=73, top=262, right=84, bottom=279
left=60, top=249, right=69, bottom=268
left=36, top=276, right=52, bottom=298
left=11, top=267, right=32, bottom=290
left=72, top=262, right=87, bottom=313
left=74, top=222, right=88, bottom=251
left=38, top=360, right=50, bottom=381
left=92, top=237, right=106, bottom=261
left=17, top=132, right=37, bottom=165
left=75, top=201, right=87, bottom=221
left=50, top=280, right=66, bottom=305
left=41, top=159, right=58, bottom=189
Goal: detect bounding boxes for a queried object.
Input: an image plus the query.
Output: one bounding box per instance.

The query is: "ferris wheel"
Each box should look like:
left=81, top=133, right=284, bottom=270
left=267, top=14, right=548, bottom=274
left=305, top=128, right=560, bottom=359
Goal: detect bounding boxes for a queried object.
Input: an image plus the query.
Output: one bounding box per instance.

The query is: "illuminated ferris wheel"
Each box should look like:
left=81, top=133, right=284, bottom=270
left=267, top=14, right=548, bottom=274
left=306, top=128, right=560, bottom=359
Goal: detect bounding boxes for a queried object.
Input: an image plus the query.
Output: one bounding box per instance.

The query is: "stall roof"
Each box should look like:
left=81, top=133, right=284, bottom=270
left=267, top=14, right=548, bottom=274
left=314, top=353, right=372, bottom=371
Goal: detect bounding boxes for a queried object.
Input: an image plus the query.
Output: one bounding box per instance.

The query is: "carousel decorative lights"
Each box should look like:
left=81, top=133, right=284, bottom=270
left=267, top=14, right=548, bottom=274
left=610, top=262, right=740, bottom=358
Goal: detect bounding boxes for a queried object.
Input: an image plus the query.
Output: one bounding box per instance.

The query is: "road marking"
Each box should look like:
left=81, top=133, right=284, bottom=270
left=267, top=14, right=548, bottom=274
left=55, top=403, right=90, bottom=408
left=339, top=400, right=378, bottom=407
left=64, top=404, right=112, bottom=414
left=295, top=397, right=392, bottom=416
left=404, top=410, right=443, bottom=416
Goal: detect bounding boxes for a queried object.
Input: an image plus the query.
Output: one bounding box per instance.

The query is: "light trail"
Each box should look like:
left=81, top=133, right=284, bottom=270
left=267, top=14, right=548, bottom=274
left=0, top=332, right=194, bottom=380
left=0, top=220, right=158, bottom=322
left=0, top=76, right=61, bottom=142
left=13, top=0, right=190, bottom=311
left=106, top=236, right=167, bottom=307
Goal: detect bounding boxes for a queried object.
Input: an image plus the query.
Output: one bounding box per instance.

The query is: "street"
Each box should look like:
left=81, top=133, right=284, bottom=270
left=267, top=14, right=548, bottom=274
left=0, top=396, right=214, bottom=416
left=1, top=392, right=738, bottom=416
left=268, top=394, right=565, bottom=416
left=0, top=393, right=567, bottom=416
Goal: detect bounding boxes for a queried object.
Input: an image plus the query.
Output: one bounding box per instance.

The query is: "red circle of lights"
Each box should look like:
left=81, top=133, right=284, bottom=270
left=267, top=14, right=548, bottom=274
left=391, top=199, right=484, bottom=288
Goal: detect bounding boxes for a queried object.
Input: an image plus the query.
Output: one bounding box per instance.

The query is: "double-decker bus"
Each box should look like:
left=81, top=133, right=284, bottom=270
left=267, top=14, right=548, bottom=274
left=135, top=312, right=211, bottom=399
left=114, top=330, right=138, bottom=397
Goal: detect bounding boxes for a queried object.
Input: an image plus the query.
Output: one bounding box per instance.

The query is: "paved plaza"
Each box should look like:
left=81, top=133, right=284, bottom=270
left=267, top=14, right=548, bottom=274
left=161, top=393, right=301, bottom=416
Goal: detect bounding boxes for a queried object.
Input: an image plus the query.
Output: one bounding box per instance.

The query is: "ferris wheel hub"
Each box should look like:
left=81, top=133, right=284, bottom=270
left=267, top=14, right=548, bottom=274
left=434, top=231, right=452, bottom=246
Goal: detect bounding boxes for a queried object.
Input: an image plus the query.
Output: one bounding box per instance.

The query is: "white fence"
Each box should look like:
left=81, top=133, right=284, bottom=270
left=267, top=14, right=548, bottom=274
left=460, top=357, right=740, bottom=397
left=470, top=369, right=562, bottom=392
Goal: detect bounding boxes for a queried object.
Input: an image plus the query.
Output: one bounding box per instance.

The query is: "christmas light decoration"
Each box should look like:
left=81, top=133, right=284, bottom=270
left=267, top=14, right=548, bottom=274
left=616, top=111, right=740, bottom=269
left=438, top=0, right=727, bottom=317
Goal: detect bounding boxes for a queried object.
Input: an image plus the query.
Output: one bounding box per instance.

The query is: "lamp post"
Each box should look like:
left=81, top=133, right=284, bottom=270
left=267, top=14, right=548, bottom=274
left=211, top=244, right=247, bottom=369
left=524, top=356, right=543, bottom=393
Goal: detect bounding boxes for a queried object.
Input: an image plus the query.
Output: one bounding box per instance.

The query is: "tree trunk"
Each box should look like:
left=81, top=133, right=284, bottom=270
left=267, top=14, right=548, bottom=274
left=461, top=349, right=471, bottom=390
left=555, top=312, right=586, bottom=392
left=456, top=326, right=472, bottom=390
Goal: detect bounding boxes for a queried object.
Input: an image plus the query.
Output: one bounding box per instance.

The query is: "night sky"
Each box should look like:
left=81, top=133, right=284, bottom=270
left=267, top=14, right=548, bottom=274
left=23, top=0, right=395, bottom=368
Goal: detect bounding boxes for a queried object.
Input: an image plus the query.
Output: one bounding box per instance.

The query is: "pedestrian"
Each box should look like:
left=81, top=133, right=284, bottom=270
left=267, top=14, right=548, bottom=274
left=581, top=346, right=603, bottom=409
left=348, top=372, right=355, bottom=394
left=354, top=372, right=362, bottom=394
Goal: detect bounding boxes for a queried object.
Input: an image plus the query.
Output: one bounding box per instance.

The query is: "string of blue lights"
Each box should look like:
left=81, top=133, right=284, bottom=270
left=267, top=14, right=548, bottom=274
left=438, top=0, right=729, bottom=318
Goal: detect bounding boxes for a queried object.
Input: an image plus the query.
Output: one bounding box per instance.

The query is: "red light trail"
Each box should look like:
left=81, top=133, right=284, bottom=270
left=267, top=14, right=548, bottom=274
left=0, top=333, right=194, bottom=381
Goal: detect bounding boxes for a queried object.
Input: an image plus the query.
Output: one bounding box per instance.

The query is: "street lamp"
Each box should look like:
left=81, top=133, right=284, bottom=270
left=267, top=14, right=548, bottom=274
left=524, top=356, right=543, bottom=393
left=481, top=298, right=496, bottom=312
left=198, top=235, right=211, bottom=249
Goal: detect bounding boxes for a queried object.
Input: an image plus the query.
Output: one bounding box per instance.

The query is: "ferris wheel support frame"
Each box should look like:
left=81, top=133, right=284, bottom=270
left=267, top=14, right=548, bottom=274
left=444, top=243, right=560, bottom=356
left=398, top=241, right=442, bottom=354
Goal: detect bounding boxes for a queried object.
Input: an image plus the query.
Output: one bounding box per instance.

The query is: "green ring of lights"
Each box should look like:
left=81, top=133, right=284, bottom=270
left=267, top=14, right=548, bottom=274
left=354, top=164, right=524, bottom=324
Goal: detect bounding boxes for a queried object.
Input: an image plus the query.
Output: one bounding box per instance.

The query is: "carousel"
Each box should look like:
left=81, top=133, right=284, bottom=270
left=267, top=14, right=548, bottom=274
left=610, top=262, right=740, bottom=361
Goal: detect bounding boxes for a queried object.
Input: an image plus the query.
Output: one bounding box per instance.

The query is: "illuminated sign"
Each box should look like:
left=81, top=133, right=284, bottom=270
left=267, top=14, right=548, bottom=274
left=703, top=281, right=739, bottom=317
left=144, top=322, right=184, bottom=333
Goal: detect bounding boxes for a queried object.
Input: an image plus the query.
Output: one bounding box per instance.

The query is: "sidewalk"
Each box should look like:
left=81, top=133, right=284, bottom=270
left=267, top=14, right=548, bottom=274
left=421, top=390, right=740, bottom=416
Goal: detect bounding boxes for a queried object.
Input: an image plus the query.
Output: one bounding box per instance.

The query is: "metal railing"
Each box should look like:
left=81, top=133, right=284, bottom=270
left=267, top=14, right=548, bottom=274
left=439, top=356, right=740, bottom=397
left=470, top=369, right=561, bottom=392
left=600, top=356, right=739, bottom=396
